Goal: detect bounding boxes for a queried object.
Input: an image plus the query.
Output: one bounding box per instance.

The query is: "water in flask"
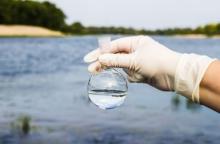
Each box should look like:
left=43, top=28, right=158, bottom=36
left=88, top=89, right=127, bottom=110
left=87, top=37, right=128, bottom=110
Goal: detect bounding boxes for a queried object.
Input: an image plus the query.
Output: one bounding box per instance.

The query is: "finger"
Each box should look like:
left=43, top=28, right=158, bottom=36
left=110, top=35, right=145, bottom=53
left=110, top=37, right=134, bottom=53
left=84, top=49, right=101, bottom=63
left=83, top=37, right=132, bottom=63
left=88, top=61, right=103, bottom=74
left=84, top=36, right=144, bottom=63
left=98, top=53, right=131, bottom=68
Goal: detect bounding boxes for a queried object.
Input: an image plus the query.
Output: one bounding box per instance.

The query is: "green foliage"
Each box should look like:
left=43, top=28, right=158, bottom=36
left=65, top=22, right=220, bottom=36
left=203, top=24, right=219, bottom=36
left=0, top=0, right=66, bottom=30
left=69, top=22, right=85, bottom=34
left=194, top=23, right=220, bottom=36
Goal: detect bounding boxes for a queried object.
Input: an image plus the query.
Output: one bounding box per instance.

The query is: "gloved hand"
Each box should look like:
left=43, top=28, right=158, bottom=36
left=84, top=36, right=215, bottom=103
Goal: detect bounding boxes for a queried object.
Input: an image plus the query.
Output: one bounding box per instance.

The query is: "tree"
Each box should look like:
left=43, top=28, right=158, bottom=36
left=69, top=22, right=85, bottom=34
left=0, top=0, right=66, bottom=30
left=203, top=24, right=218, bottom=35
left=0, top=0, right=13, bottom=24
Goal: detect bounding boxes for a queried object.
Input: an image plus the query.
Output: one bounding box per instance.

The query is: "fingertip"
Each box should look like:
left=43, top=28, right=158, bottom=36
left=83, top=54, right=91, bottom=63
left=84, top=49, right=100, bottom=63
left=88, top=62, right=103, bottom=74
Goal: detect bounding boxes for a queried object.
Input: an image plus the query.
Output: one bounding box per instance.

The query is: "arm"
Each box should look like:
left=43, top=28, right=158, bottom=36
left=200, top=60, right=220, bottom=112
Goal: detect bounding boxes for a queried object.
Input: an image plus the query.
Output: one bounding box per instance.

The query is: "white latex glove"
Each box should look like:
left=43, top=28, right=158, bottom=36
left=84, top=36, right=215, bottom=103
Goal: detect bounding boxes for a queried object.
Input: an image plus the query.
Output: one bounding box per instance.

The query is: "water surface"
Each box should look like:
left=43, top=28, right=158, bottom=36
left=0, top=36, right=219, bottom=144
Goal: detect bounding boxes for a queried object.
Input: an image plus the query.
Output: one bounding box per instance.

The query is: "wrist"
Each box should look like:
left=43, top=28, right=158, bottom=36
left=161, top=50, right=182, bottom=91
left=174, top=53, right=216, bottom=103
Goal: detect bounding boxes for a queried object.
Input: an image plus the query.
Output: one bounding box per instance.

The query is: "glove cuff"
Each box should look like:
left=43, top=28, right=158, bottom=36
left=174, top=53, right=216, bottom=103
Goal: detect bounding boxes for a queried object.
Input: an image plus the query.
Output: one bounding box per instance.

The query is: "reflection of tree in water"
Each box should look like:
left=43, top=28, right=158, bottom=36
left=171, top=94, right=181, bottom=110
left=171, top=94, right=201, bottom=112
left=186, top=99, right=201, bottom=111
left=10, top=115, right=32, bottom=135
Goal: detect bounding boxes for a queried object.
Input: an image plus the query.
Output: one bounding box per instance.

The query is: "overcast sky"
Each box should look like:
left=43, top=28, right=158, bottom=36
left=46, top=0, right=220, bottom=30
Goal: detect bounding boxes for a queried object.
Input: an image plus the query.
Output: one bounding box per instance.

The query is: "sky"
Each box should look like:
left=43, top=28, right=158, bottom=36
left=45, top=0, right=220, bottom=30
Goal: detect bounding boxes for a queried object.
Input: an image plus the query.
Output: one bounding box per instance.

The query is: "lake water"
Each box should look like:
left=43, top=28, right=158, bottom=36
left=0, top=36, right=219, bottom=144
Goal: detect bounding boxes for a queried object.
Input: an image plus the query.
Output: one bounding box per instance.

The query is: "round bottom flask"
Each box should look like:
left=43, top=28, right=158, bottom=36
left=88, top=69, right=128, bottom=110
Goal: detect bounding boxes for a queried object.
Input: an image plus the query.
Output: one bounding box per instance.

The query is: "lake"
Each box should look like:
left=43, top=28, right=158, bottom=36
left=0, top=36, right=219, bottom=144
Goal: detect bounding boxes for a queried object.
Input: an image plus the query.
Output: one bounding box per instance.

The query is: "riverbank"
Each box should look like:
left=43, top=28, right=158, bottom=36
left=0, top=25, right=64, bottom=37
left=1, top=25, right=220, bottom=39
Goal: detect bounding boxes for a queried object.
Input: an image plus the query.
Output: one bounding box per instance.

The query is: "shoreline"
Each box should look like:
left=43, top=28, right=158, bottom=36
left=172, top=34, right=220, bottom=39
left=0, top=25, right=64, bottom=37
left=0, top=25, right=220, bottom=39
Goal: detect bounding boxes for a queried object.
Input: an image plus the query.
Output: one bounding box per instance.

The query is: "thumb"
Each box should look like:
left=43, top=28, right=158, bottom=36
left=98, top=53, right=131, bottom=68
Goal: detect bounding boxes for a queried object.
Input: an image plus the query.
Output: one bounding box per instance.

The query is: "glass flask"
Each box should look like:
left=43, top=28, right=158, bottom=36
left=87, top=37, right=128, bottom=110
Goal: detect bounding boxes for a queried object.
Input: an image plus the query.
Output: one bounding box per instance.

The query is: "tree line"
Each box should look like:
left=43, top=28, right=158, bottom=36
left=68, top=22, right=220, bottom=36
left=0, top=0, right=220, bottom=36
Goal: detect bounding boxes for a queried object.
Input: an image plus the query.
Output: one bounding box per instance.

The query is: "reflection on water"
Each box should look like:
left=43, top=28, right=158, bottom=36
left=171, top=94, right=201, bottom=112
left=186, top=99, right=202, bottom=111
left=0, top=36, right=220, bottom=144
left=10, top=115, right=31, bottom=135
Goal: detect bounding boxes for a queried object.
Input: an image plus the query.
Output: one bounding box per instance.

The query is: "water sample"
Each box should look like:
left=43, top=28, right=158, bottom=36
left=87, top=37, right=128, bottom=110
left=88, top=69, right=128, bottom=109
left=89, top=90, right=127, bottom=110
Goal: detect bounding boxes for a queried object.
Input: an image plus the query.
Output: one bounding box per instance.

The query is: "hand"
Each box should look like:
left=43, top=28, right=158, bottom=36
left=84, top=36, right=181, bottom=91
left=84, top=35, right=217, bottom=112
